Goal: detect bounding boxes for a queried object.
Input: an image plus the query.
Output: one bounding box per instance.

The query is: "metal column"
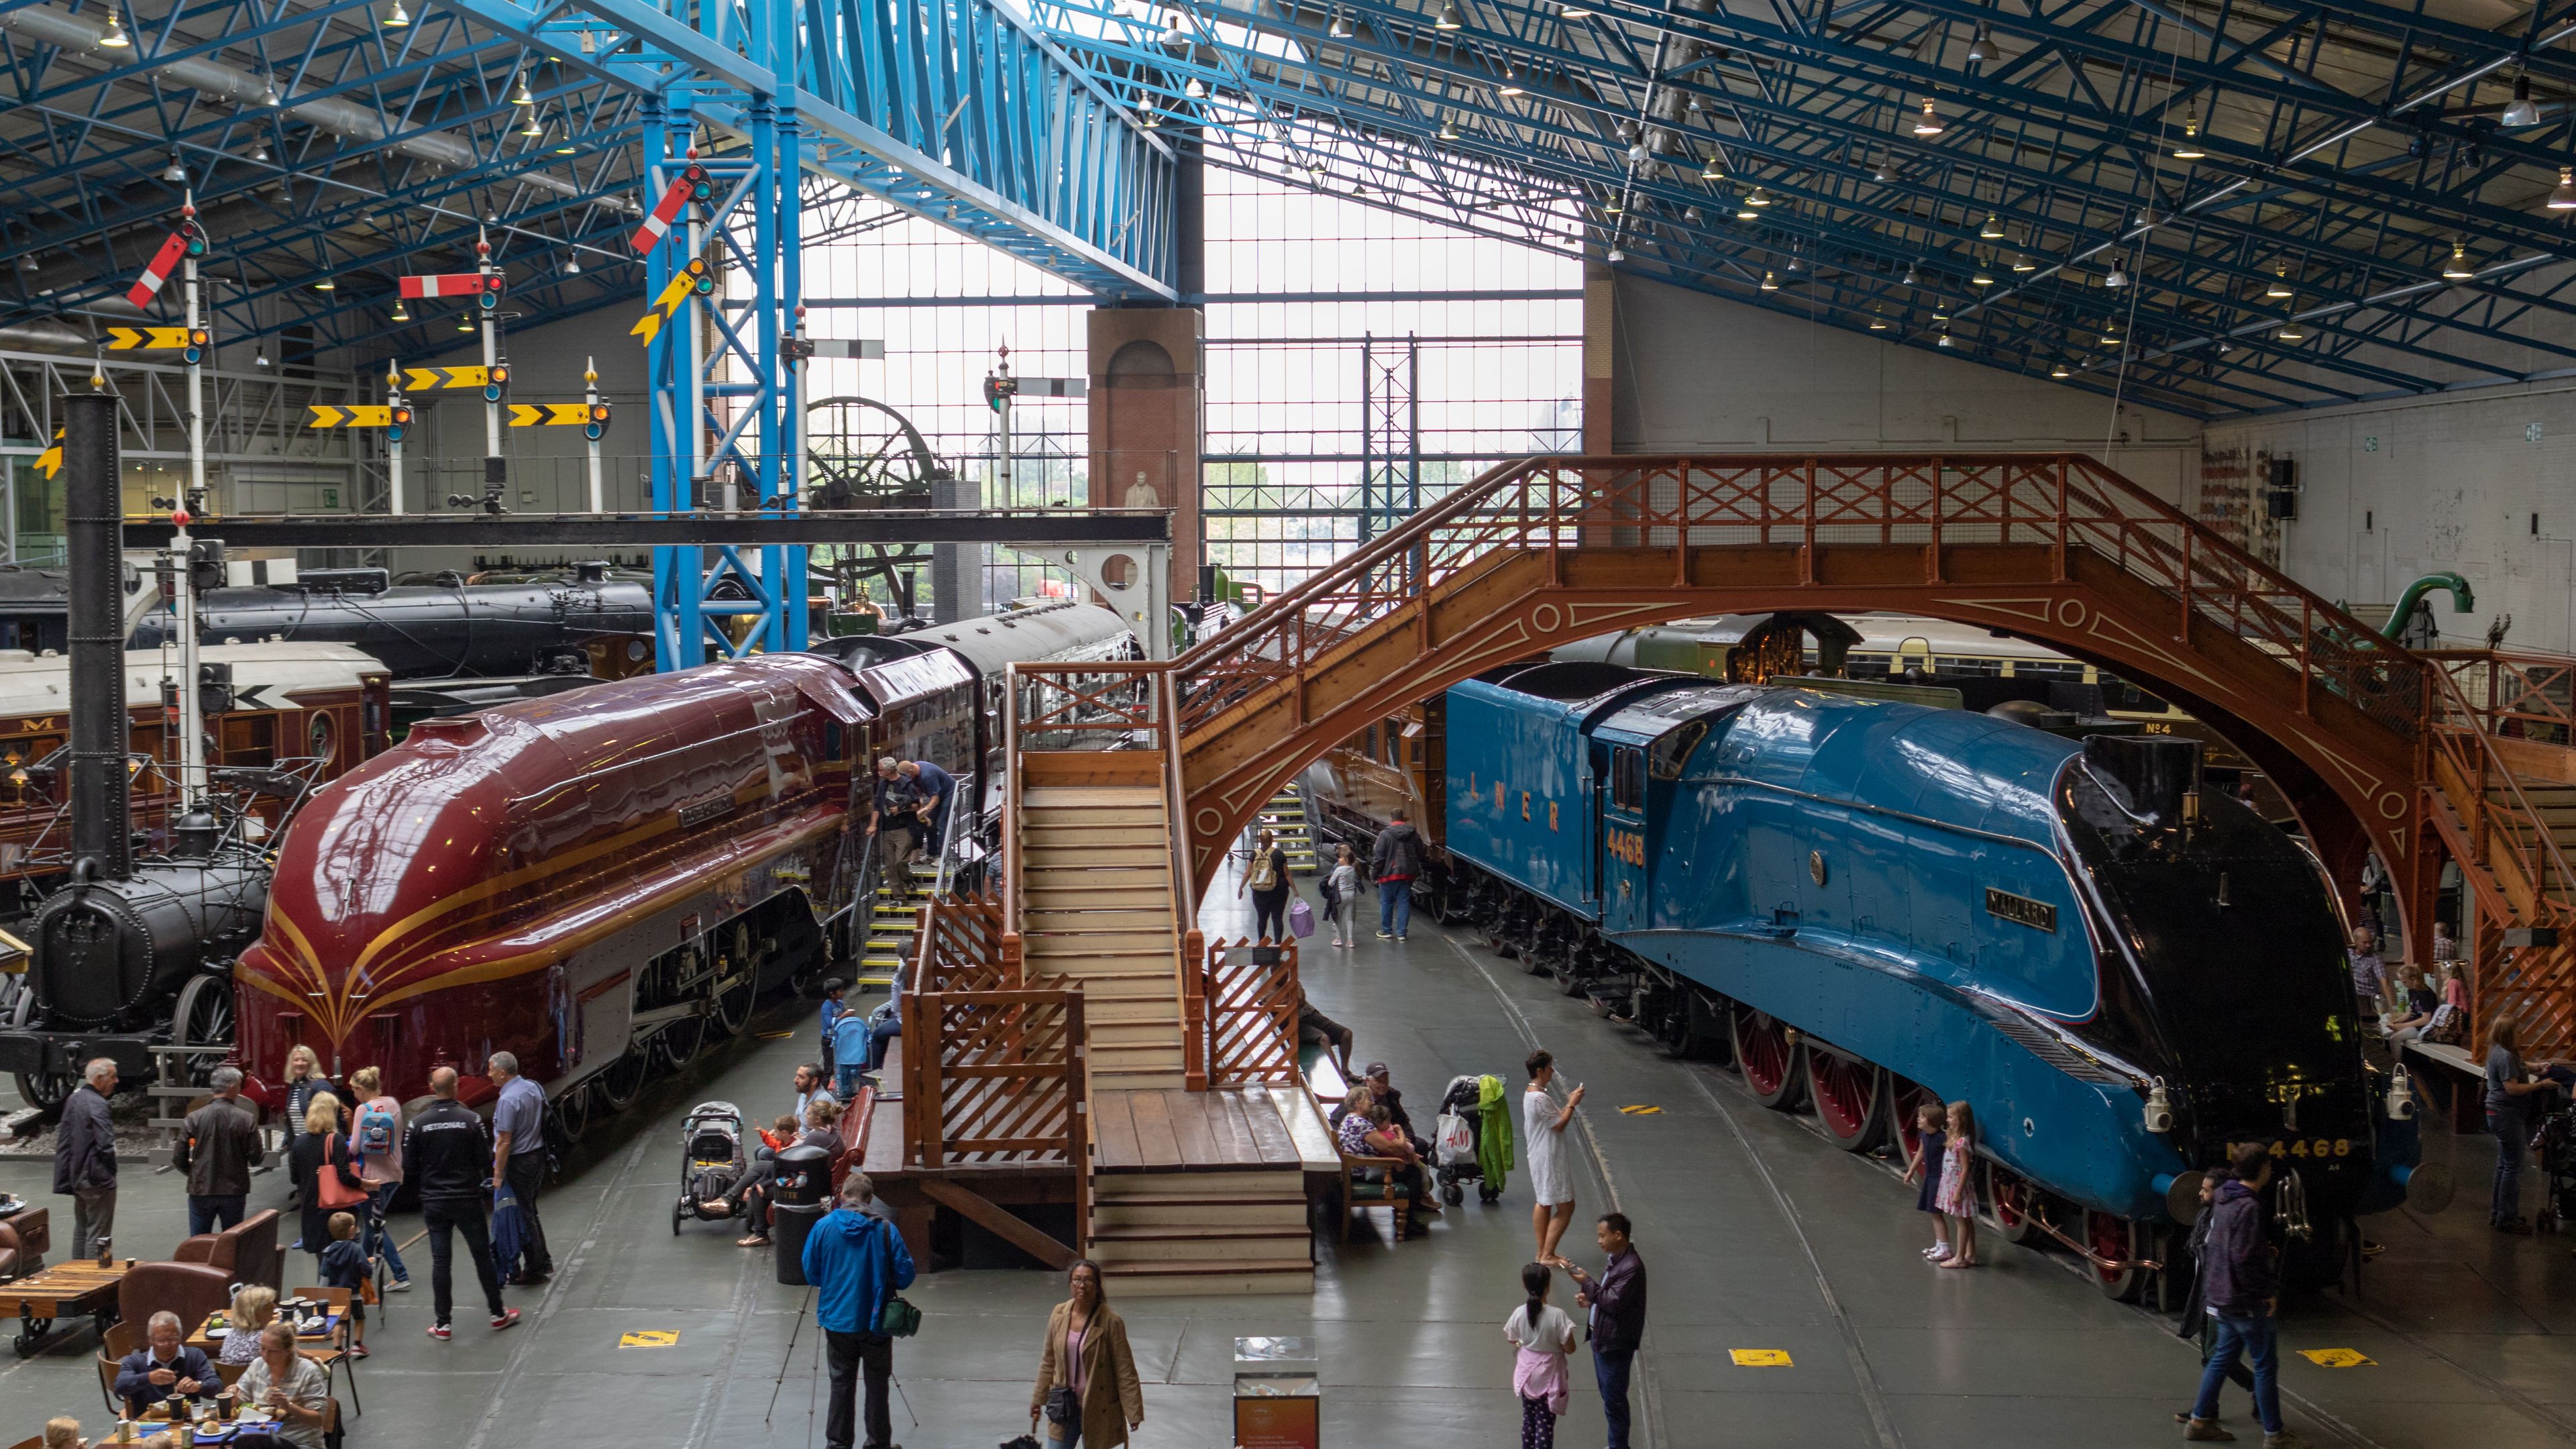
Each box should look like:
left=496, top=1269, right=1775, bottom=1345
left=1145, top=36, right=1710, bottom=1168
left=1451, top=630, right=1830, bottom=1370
left=1358, top=331, right=1419, bottom=544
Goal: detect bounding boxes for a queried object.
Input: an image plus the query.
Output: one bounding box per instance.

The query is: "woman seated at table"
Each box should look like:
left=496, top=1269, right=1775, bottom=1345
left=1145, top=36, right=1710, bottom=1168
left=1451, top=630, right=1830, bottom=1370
left=113, top=1311, right=221, bottom=1419
left=233, top=1323, right=332, bottom=1449
left=219, top=1285, right=280, bottom=1366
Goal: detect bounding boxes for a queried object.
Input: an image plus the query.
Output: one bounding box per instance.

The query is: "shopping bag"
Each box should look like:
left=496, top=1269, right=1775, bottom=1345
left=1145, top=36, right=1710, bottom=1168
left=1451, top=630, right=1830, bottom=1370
left=1435, top=1112, right=1477, bottom=1168
left=1287, top=898, right=1316, bottom=938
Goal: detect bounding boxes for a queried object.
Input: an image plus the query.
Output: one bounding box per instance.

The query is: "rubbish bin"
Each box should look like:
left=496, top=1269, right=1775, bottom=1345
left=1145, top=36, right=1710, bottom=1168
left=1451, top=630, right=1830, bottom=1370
left=769, top=1144, right=832, bottom=1286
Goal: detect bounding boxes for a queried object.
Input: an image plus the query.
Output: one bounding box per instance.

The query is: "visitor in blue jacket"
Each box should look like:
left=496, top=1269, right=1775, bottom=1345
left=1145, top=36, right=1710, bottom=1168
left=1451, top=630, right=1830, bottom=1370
left=803, top=1175, right=914, bottom=1449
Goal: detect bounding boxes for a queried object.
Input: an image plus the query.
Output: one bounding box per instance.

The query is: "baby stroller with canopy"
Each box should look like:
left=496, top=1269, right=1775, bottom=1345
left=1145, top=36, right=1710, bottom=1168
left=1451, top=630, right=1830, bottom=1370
left=1433, top=1073, right=1507, bottom=1206
left=672, top=1102, right=749, bottom=1234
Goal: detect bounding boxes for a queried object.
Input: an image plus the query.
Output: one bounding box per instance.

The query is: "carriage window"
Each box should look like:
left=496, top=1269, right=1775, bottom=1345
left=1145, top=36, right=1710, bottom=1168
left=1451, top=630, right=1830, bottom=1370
left=307, top=712, right=337, bottom=769
left=1609, top=746, right=1644, bottom=811
left=219, top=714, right=276, bottom=767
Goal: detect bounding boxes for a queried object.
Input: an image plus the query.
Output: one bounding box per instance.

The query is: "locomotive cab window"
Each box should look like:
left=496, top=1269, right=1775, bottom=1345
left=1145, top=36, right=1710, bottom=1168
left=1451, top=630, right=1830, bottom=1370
left=1609, top=746, right=1644, bottom=812
left=1648, top=719, right=1709, bottom=781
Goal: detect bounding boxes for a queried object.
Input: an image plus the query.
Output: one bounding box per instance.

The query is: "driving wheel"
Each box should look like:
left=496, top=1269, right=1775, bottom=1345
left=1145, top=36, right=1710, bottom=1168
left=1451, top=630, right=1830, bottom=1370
left=1730, top=1006, right=1806, bottom=1111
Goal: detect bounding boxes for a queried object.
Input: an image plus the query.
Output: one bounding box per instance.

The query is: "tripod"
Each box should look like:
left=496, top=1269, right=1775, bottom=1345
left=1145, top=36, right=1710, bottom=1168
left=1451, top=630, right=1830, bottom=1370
left=764, top=1288, right=918, bottom=1446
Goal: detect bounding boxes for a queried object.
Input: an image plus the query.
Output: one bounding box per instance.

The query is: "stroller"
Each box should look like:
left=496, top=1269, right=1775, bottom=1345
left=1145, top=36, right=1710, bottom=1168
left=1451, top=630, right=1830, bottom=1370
left=1433, top=1074, right=1505, bottom=1206
left=671, top=1101, right=749, bottom=1235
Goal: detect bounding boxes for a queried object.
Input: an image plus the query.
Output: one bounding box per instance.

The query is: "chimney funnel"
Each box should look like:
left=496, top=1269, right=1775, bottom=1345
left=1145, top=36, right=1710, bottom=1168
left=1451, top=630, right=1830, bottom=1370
left=63, top=392, right=131, bottom=881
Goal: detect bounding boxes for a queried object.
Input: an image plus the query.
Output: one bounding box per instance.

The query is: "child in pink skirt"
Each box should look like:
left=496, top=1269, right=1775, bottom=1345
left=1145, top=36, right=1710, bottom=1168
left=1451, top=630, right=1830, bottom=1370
left=1504, top=1261, right=1578, bottom=1448
left=1936, top=1100, right=1980, bottom=1268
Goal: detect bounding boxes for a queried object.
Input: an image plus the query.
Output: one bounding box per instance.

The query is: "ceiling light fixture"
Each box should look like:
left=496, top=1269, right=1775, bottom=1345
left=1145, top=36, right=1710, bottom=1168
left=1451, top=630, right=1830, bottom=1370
left=1560, top=1, right=1593, bottom=15
left=380, top=0, right=409, bottom=26
left=1605, top=247, right=1625, bottom=262
left=1913, top=97, right=1944, bottom=136
left=2173, top=112, right=2206, bottom=159
left=2277, top=319, right=2307, bottom=341
left=2102, top=262, right=2128, bottom=288
left=1329, top=11, right=1353, bottom=36
left=1966, top=22, right=1991, bottom=62
left=312, top=278, right=334, bottom=291
left=1699, top=154, right=1724, bottom=182
left=2265, top=265, right=2292, bottom=298
left=1868, top=311, right=1887, bottom=330
left=457, top=313, right=476, bottom=333
left=252, top=141, right=270, bottom=161
left=520, top=111, right=545, bottom=137
left=99, top=9, right=129, bottom=46
left=162, top=152, right=186, bottom=182
left=1438, top=117, right=1460, bottom=142
left=1735, top=203, right=1756, bottom=219
left=2504, top=75, right=2542, bottom=129
left=1972, top=265, right=1994, bottom=285
left=1682, top=206, right=1702, bottom=223
left=1980, top=211, right=2004, bottom=239
left=1185, top=76, right=1206, bottom=98
left=2551, top=166, right=2576, bottom=210
left=1159, top=11, right=1187, bottom=48
left=18, top=255, right=38, bottom=272
left=1937, top=331, right=1954, bottom=347
left=1900, top=262, right=1918, bottom=286
left=2051, top=362, right=2070, bottom=378
left=1872, top=158, right=1894, bottom=183
left=391, top=299, right=411, bottom=322
left=262, top=77, right=281, bottom=107
left=1498, top=67, right=1523, bottom=95
left=2011, top=252, right=2033, bottom=272
left=2444, top=240, right=2475, bottom=280
left=1627, top=142, right=1648, bottom=164
left=1139, top=107, right=1161, bottom=128
left=513, top=74, right=537, bottom=107
left=1747, top=186, right=1770, bottom=205
left=1603, top=199, right=1623, bottom=214
left=1760, top=270, right=1778, bottom=290
left=564, top=253, right=582, bottom=275
left=1434, top=1, right=1463, bottom=30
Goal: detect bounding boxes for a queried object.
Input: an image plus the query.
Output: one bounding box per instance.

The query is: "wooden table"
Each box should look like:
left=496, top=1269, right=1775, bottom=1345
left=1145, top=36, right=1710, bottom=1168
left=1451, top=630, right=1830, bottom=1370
left=0, top=1258, right=131, bottom=1357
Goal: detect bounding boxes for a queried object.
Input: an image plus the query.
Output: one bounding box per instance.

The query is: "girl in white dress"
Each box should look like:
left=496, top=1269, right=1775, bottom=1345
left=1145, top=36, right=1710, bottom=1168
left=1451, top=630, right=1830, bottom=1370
left=1522, top=1050, right=1585, bottom=1261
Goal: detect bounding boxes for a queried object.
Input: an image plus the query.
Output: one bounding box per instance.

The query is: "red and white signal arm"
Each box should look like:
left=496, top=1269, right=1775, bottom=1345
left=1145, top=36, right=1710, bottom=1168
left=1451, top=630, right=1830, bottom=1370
left=124, top=231, right=190, bottom=308
left=400, top=273, right=504, bottom=299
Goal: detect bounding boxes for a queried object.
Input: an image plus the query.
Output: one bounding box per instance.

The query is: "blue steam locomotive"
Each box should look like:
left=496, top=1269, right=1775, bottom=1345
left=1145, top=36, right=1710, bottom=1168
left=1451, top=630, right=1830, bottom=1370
left=1433, top=659, right=2445, bottom=1297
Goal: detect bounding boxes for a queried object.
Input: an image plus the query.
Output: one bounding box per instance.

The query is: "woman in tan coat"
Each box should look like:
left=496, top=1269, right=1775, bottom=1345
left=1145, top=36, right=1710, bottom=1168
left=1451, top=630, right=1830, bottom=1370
left=1029, top=1259, right=1144, bottom=1447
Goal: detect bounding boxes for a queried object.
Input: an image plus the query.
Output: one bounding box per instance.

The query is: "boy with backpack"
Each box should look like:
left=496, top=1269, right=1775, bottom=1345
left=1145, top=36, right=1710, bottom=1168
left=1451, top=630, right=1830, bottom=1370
left=317, top=1211, right=375, bottom=1358
left=347, top=1065, right=412, bottom=1293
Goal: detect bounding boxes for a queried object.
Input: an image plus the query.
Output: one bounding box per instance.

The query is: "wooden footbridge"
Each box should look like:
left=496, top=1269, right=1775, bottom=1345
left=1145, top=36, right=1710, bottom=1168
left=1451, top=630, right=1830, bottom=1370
left=855, top=452, right=2576, bottom=1289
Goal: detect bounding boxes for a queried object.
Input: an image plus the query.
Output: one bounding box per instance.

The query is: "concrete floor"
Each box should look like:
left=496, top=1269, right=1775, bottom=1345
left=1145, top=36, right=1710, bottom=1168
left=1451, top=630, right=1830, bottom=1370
left=5, top=884, right=2576, bottom=1448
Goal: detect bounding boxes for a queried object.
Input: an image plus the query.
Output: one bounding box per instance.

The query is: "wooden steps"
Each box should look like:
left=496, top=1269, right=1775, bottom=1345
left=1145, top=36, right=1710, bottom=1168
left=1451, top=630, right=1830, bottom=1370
left=1016, top=775, right=1187, bottom=1093
left=1085, top=1147, right=1313, bottom=1295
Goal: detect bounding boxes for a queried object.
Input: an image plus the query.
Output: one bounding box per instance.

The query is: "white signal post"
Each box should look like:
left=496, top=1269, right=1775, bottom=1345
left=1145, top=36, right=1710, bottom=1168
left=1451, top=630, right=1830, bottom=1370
left=384, top=361, right=407, bottom=516
left=584, top=357, right=604, bottom=513
left=174, top=195, right=207, bottom=810
left=478, top=231, right=501, bottom=494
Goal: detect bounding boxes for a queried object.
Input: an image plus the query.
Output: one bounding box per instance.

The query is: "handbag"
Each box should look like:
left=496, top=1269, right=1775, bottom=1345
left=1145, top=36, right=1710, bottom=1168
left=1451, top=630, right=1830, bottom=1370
left=875, top=1294, right=921, bottom=1337
left=315, top=1139, right=370, bottom=1210
left=1287, top=898, right=1316, bottom=938
left=1042, top=1384, right=1081, bottom=1427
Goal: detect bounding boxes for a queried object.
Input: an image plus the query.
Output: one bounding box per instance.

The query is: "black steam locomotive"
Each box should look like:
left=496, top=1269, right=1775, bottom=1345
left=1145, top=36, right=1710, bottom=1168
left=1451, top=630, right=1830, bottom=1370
left=127, top=564, right=654, bottom=679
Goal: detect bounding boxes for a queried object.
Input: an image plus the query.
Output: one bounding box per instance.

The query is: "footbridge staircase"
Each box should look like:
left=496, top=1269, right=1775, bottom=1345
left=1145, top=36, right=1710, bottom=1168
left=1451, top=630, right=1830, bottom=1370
left=867, top=453, right=2576, bottom=1289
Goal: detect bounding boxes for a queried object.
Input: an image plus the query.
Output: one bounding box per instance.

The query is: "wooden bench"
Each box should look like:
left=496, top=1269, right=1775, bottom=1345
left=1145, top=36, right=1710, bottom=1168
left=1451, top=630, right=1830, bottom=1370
left=2402, top=1038, right=2486, bottom=1131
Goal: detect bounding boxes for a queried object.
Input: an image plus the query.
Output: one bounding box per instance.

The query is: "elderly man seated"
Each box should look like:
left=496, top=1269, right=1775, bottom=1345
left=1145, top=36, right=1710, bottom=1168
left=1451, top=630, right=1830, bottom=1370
left=234, top=1322, right=332, bottom=1449
left=113, top=1311, right=220, bottom=1419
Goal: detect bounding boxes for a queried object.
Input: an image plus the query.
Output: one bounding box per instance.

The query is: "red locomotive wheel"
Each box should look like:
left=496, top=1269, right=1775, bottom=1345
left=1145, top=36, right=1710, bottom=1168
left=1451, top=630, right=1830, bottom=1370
left=1980, top=1159, right=2042, bottom=1245
left=1730, top=1006, right=1807, bottom=1111
left=2086, top=1210, right=2146, bottom=1301
left=1889, top=1077, right=1936, bottom=1164
left=1807, top=1050, right=1888, bottom=1153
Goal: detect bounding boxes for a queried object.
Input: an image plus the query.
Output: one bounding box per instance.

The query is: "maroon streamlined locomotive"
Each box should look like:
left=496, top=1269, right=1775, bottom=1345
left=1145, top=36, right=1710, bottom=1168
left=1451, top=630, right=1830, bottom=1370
left=233, top=602, right=1128, bottom=1126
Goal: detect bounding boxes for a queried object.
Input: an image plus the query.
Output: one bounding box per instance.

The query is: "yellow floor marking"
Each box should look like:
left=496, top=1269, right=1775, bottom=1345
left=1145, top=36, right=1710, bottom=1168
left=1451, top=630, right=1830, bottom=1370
left=1729, top=1348, right=1792, bottom=1366
left=619, top=1330, right=680, bottom=1348
left=1618, top=1105, right=1663, bottom=1114
left=2297, top=1348, right=2373, bottom=1368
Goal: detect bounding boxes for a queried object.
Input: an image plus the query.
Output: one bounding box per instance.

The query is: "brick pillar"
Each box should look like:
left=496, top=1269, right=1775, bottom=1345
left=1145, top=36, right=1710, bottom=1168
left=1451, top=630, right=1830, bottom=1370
left=1087, top=308, right=1203, bottom=602
left=1582, top=262, right=1615, bottom=455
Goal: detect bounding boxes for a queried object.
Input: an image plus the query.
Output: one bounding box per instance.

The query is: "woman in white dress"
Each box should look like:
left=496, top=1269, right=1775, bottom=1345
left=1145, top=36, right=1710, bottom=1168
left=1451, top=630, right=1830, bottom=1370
left=1521, top=1050, right=1585, bottom=1260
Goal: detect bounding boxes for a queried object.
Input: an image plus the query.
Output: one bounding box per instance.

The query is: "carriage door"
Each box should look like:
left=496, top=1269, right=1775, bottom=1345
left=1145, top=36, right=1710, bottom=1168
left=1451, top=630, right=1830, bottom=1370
left=1601, top=744, right=1650, bottom=935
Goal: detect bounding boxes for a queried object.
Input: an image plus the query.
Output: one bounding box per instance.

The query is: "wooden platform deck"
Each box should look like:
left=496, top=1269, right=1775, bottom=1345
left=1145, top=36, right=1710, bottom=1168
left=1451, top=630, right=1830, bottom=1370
left=1091, top=1087, right=1303, bottom=1173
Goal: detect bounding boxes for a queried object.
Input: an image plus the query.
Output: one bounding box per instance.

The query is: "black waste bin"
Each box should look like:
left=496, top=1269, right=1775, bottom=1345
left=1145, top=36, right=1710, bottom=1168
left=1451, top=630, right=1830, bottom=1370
left=770, top=1144, right=831, bottom=1286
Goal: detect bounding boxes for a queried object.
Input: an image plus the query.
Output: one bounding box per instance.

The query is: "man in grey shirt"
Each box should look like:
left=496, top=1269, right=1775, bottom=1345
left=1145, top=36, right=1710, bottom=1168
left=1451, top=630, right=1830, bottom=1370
left=488, top=1052, right=553, bottom=1283
left=2347, top=925, right=2386, bottom=1028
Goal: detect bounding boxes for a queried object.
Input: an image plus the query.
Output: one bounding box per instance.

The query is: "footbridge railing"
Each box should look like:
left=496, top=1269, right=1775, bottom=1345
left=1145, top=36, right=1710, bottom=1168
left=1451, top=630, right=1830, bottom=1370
left=1167, top=453, right=2424, bottom=744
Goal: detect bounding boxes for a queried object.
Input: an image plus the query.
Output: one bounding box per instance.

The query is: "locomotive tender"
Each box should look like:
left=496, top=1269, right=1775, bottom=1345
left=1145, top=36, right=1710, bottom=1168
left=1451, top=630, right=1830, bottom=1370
left=233, top=603, right=1128, bottom=1132
left=1421, top=660, right=2436, bottom=1295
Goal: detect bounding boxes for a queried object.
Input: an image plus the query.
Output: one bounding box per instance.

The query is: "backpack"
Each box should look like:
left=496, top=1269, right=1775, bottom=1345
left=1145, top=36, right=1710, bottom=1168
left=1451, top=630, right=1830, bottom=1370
left=356, top=1099, right=398, bottom=1161
left=1248, top=850, right=1279, bottom=892
left=2423, top=1002, right=2464, bottom=1045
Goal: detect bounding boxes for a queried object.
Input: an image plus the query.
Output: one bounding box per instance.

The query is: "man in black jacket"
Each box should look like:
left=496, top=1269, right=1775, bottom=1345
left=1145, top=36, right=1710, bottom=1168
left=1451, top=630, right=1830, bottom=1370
left=53, top=1057, right=119, bottom=1259
left=174, top=1066, right=262, bottom=1234
left=1368, top=811, right=1426, bottom=941
left=403, top=1066, right=519, bottom=1340
left=1567, top=1211, right=1648, bottom=1449
left=2186, top=1145, right=2290, bottom=1446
